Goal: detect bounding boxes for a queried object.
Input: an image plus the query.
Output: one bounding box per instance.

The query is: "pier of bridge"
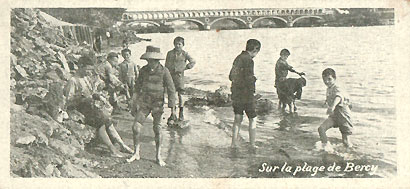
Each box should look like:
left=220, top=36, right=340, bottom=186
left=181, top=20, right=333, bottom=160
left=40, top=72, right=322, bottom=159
left=121, top=8, right=335, bottom=30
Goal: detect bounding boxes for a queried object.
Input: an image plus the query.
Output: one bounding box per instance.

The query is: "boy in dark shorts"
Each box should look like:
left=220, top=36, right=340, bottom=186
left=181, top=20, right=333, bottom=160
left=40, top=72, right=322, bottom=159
left=229, top=39, right=261, bottom=149
left=126, top=46, right=176, bottom=166
left=64, top=54, right=133, bottom=157
left=165, top=36, right=196, bottom=122
left=318, top=68, right=353, bottom=152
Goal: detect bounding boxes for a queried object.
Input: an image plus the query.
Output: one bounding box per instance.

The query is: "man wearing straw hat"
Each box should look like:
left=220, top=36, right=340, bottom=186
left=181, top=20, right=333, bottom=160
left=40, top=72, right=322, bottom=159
left=126, top=46, right=176, bottom=166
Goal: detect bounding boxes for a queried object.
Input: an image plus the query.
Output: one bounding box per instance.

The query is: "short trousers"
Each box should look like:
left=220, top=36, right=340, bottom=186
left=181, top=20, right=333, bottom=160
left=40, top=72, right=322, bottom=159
left=232, top=100, right=257, bottom=118
left=83, top=104, right=112, bottom=128
left=329, top=108, right=353, bottom=135
left=133, top=95, right=164, bottom=125
left=171, top=72, right=185, bottom=93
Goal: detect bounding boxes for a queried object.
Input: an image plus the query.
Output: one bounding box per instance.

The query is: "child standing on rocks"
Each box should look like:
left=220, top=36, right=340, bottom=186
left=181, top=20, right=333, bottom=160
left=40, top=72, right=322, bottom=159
left=229, top=39, right=261, bottom=149
left=165, top=36, right=196, bottom=122
left=119, top=48, right=139, bottom=106
left=318, top=68, right=353, bottom=152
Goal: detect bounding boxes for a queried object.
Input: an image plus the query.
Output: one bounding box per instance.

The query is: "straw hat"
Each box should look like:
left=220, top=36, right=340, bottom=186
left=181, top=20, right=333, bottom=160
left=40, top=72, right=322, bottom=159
left=140, top=45, right=165, bottom=60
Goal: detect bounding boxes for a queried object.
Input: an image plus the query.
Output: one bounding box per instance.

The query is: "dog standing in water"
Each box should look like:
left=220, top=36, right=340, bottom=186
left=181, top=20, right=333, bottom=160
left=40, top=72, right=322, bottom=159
left=277, top=76, right=306, bottom=113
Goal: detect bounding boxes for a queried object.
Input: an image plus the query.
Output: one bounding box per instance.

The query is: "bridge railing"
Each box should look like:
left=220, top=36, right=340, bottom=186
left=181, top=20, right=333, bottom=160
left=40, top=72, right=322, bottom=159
left=121, top=8, right=333, bottom=21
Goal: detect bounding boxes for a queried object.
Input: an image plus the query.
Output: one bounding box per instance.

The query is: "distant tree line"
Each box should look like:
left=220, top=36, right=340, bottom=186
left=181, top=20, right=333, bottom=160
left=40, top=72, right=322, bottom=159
left=328, top=8, right=394, bottom=26
left=40, top=8, right=126, bottom=28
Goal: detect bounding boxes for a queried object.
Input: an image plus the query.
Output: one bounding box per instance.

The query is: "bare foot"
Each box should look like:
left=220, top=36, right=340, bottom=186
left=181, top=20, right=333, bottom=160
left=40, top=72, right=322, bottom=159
left=126, top=154, right=140, bottom=163
left=250, top=144, right=259, bottom=149
left=156, top=158, right=166, bottom=166
left=111, top=152, right=123, bottom=158
left=343, top=142, right=353, bottom=148
left=121, top=145, right=134, bottom=154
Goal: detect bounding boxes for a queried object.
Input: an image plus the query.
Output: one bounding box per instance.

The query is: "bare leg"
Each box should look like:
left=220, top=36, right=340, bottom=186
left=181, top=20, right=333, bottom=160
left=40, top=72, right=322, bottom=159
left=318, top=118, right=333, bottom=144
left=288, top=103, right=293, bottom=113
left=249, top=117, right=257, bottom=148
left=153, top=115, right=166, bottom=166
left=127, top=118, right=142, bottom=162
left=231, top=114, right=243, bottom=148
left=281, top=102, right=286, bottom=112
left=98, top=125, right=122, bottom=157
left=293, top=101, right=297, bottom=112
left=342, top=134, right=351, bottom=147
left=178, top=92, right=184, bottom=121
left=106, top=124, right=133, bottom=154
left=178, top=92, right=184, bottom=108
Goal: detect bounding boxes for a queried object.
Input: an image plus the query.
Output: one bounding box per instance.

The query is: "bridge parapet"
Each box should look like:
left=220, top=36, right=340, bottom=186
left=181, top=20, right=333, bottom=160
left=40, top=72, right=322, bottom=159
left=122, top=8, right=333, bottom=21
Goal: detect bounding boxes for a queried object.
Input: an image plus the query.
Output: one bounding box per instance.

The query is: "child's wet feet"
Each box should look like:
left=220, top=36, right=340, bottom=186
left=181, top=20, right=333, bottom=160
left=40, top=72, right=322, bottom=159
left=323, top=142, right=334, bottom=153
left=156, top=158, right=166, bottom=166
left=126, top=154, right=140, bottom=163
left=111, top=152, right=123, bottom=158
left=343, top=142, right=353, bottom=148
left=250, top=144, right=259, bottom=149
left=167, top=114, right=177, bottom=125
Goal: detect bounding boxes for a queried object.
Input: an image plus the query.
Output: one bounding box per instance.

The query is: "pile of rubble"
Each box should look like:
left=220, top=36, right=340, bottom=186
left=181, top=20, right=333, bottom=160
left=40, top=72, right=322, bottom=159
left=184, top=86, right=275, bottom=115
left=10, top=8, right=104, bottom=177
left=11, top=9, right=91, bottom=116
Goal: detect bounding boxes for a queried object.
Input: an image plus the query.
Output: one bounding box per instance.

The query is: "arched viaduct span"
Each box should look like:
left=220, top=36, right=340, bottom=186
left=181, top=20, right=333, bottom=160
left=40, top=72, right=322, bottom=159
left=121, top=8, right=335, bottom=30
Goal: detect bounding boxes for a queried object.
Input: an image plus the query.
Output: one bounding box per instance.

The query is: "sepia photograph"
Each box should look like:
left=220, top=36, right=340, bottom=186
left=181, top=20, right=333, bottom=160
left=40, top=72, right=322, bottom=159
left=3, top=0, right=410, bottom=188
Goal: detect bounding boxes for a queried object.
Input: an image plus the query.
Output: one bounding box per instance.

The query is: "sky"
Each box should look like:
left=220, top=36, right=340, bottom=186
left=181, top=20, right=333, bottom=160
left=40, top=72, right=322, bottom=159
left=120, top=0, right=394, bottom=12
left=8, top=0, right=396, bottom=11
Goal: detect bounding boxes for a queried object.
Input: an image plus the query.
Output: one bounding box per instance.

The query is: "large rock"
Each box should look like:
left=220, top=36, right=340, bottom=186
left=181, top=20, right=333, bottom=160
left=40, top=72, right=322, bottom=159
left=15, top=134, right=36, bottom=146
left=49, top=139, right=79, bottom=157
left=43, top=82, right=66, bottom=122
left=59, top=160, right=101, bottom=178
left=184, top=97, right=209, bottom=107
left=256, top=98, right=275, bottom=115
left=14, top=65, right=28, bottom=79
left=64, top=120, right=95, bottom=146
left=206, top=86, right=231, bottom=107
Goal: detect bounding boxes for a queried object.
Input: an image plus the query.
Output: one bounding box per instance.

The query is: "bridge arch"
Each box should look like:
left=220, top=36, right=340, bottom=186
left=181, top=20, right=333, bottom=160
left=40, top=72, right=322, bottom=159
left=170, top=18, right=206, bottom=30
left=251, top=16, right=288, bottom=27
left=125, top=21, right=161, bottom=27
left=209, top=17, right=248, bottom=29
left=291, top=15, right=324, bottom=26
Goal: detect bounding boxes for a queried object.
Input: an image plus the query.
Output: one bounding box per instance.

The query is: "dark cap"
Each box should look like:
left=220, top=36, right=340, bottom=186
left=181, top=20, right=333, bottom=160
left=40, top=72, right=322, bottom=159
left=78, top=53, right=97, bottom=67
left=107, top=52, right=119, bottom=59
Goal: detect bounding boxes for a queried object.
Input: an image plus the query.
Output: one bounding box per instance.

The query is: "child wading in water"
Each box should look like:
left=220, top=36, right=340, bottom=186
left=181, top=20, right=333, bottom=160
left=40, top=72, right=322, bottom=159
left=165, top=36, right=196, bottom=123
left=229, top=39, right=261, bottom=149
left=275, top=49, right=305, bottom=111
left=318, top=68, right=353, bottom=152
left=127, top=46, right=176, bottom=166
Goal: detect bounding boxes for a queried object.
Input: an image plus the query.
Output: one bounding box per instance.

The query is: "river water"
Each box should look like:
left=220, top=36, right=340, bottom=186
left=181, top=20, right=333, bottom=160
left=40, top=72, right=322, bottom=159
left=127, top=26, right=396, bottom=177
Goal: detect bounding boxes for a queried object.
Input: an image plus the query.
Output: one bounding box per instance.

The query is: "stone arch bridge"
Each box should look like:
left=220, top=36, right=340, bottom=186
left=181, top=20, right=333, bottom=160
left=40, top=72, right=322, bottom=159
left=121, top=8, right=335, bottom=30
